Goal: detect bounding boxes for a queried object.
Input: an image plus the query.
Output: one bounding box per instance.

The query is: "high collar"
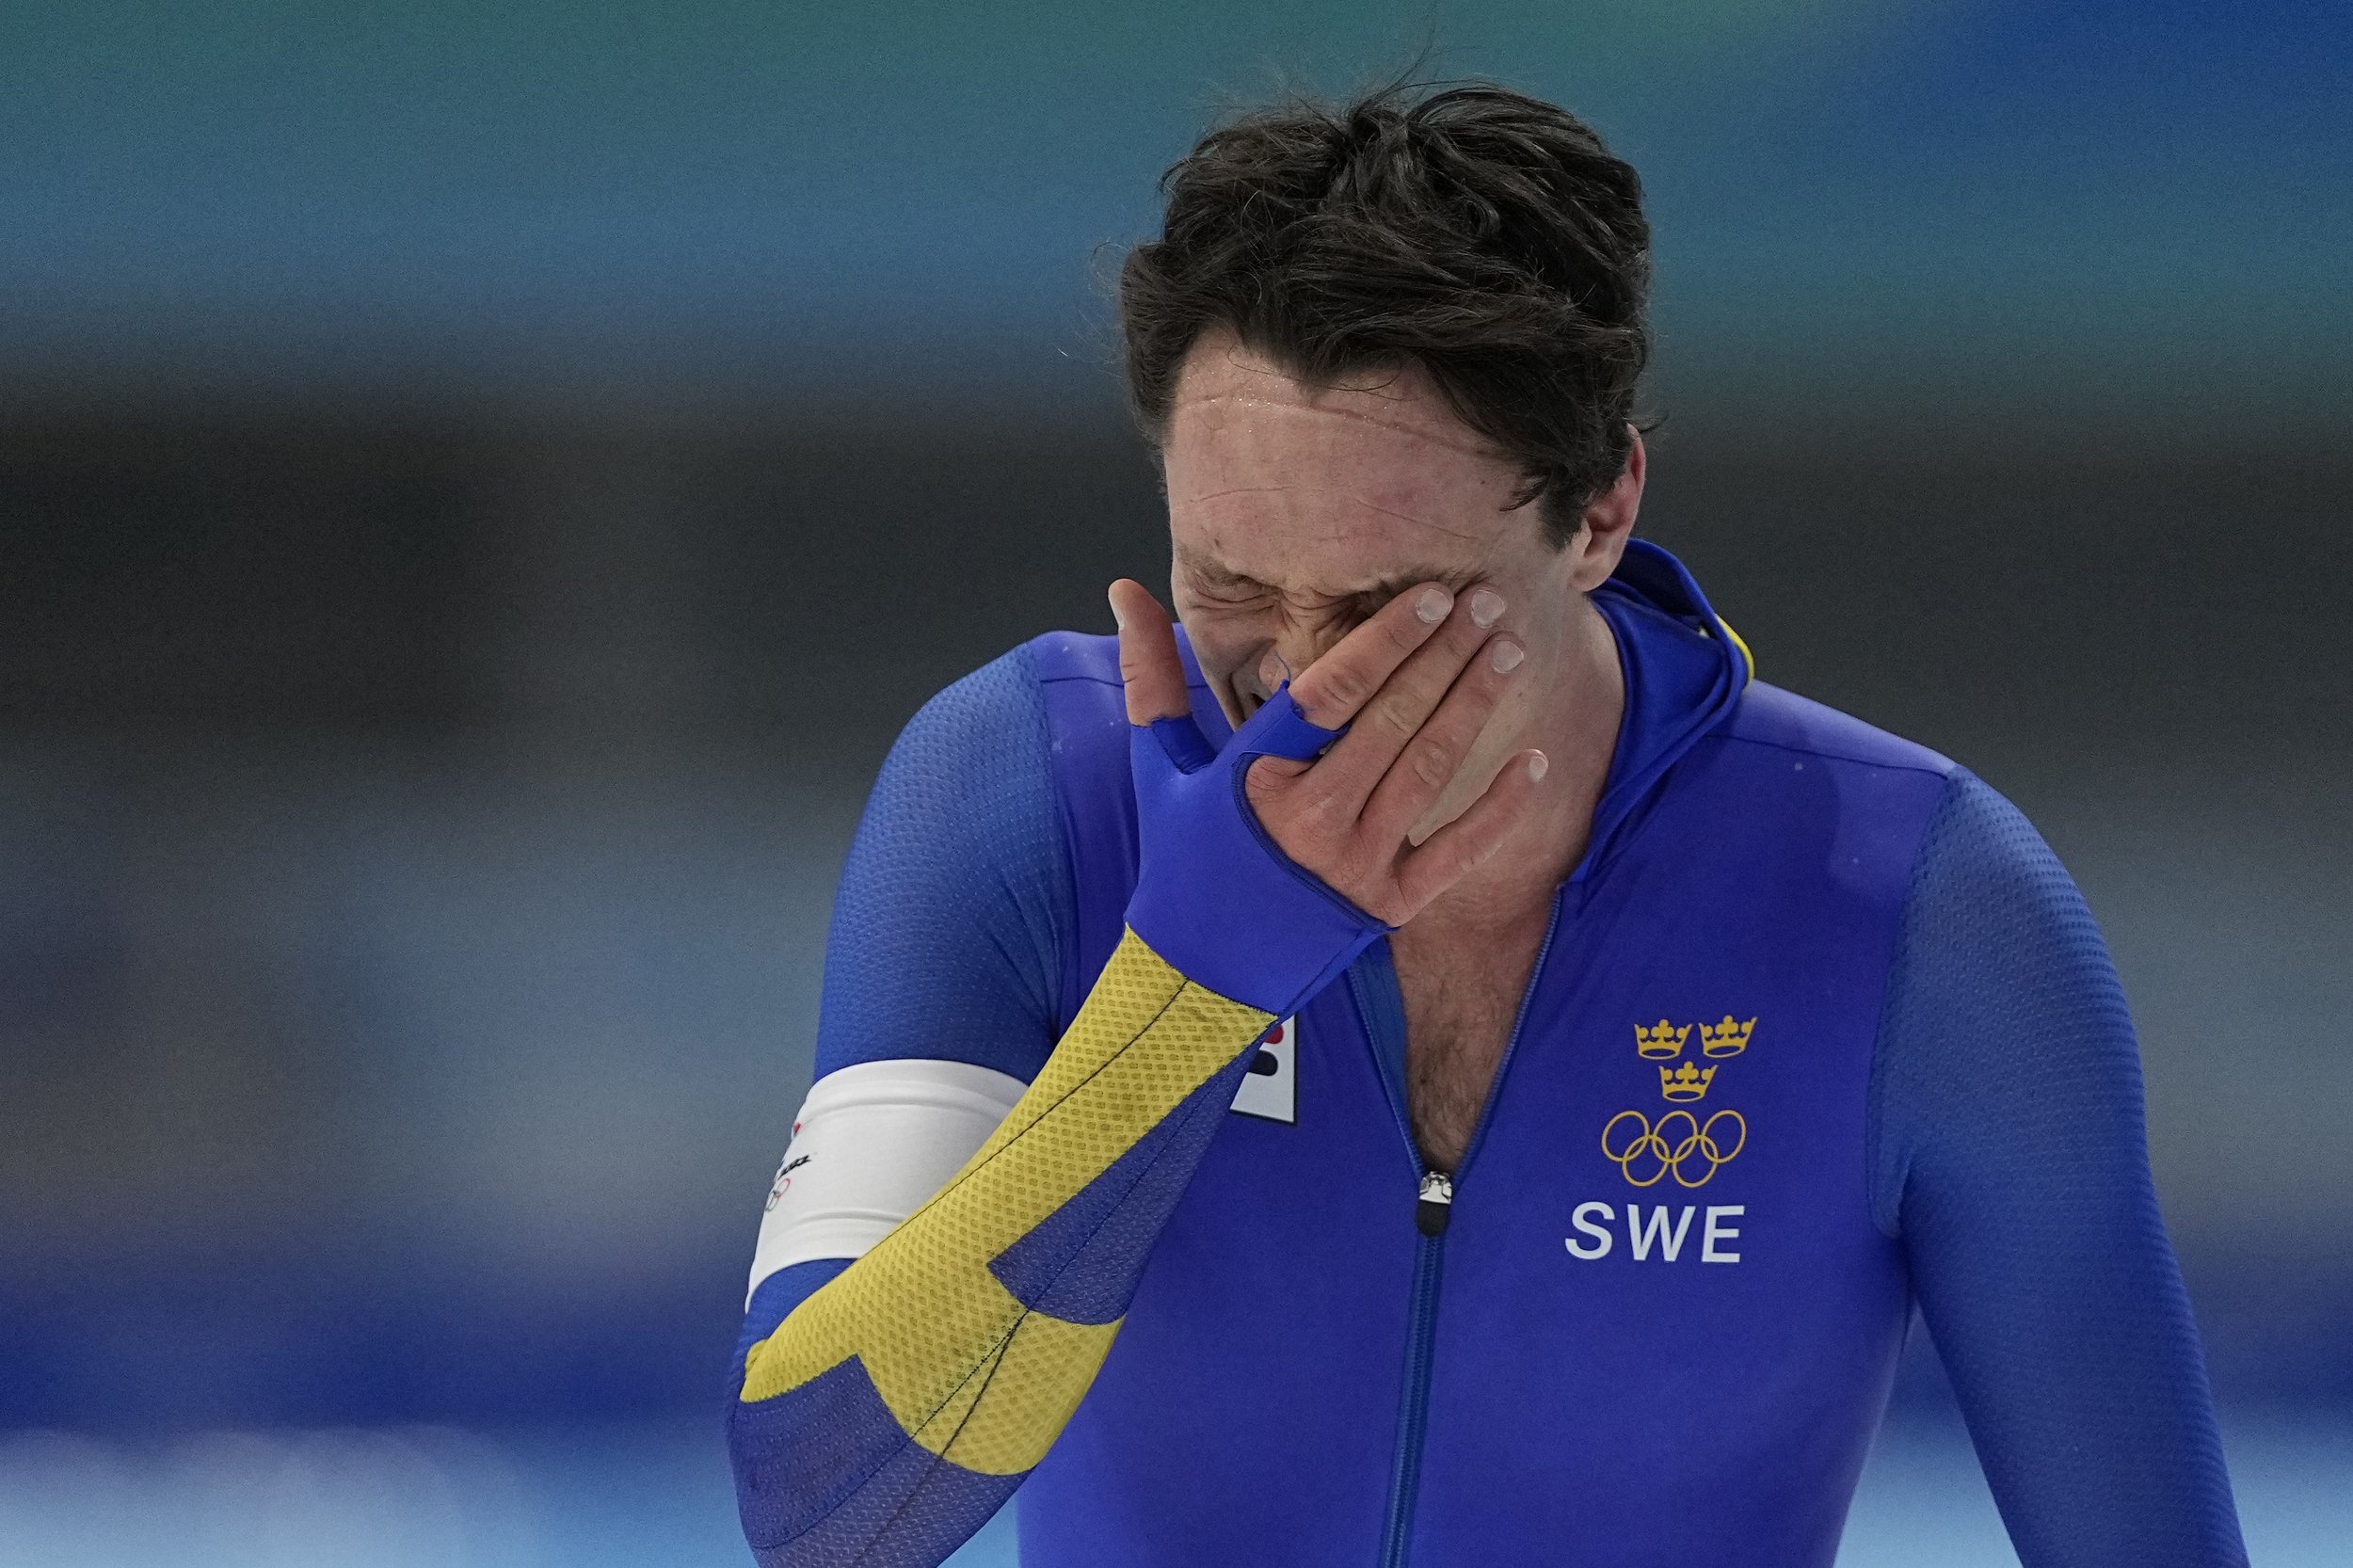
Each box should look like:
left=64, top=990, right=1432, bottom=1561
left=1578, top=537, right=1752, bottom=883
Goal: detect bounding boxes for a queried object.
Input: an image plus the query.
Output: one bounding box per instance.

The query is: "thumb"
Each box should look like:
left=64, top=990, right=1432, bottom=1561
left=1111, top=580, right=1192, bottom=726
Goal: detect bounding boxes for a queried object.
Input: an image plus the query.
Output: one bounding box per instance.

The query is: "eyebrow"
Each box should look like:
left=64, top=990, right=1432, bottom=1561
left=1175, top=546, right=1480, bottom=600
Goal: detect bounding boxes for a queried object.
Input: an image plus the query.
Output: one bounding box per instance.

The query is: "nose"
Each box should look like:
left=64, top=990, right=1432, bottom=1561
left=1255, top=648, right=1294, bottom=699
left=1247, top=624, right=1351, bottom=706
left=1228, top=646, right=1299, bottom=719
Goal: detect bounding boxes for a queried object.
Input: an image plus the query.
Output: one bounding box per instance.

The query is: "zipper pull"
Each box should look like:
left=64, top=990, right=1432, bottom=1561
left=1416, top=1170, right=1454, bottom=1237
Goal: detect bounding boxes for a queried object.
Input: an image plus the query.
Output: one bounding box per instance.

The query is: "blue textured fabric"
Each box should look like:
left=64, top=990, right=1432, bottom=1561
left=732, top=1352, right=931, bottom=1550
left=812, top=643, right=1070, bottom=1084
left=737, top=1259, right=850, bottom=1376
left=756, top=1449, right=1017, bottom=1568
left=731, top=1344, right=1022, bottom=1568
left=1871, top=771, right=2246, bottom=1565
left=988, top=1050, right=1257, bottom=1325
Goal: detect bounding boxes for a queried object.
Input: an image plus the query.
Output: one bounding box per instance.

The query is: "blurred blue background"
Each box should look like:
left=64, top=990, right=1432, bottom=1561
left=2, top=3, right=2347, bottom=1563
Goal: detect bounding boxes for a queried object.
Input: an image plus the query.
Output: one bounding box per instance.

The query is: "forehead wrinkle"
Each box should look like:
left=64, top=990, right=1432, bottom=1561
left=1178, top=483, right=1489, bottom=544
left=1178, top=485, right=1301, bottom=504
left=1175, top=388, right=1504, bottom=462
left=1175, top=327, right=1516, bottom=465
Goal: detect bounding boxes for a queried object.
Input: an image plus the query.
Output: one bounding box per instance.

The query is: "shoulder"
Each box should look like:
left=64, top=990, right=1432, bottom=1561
left=1900, top=770, right=2106, bottom=972
left=1707, top=688, right=2075, bottom=906
left=1658, top=683, right=1959, bottom=901
left=872, top=633, right=1128, bottom=806
left=1018, top=631, right=1132, bottom=766
left=1012, top=629, right=1228, bottom=783
left=818, top=641, right=1077, bottom=1080
left=1713, top=681, right=1957, bottom=779
left=892, top=639, right=1053, bottom=758
left=842, top=639, right=1064, bottom=895
left=851, top=640, right=1064, bottom=870
left=881, top=632, right=1139, bottom=846
left=1023, top=629, right=1225, bottom=721
left=1870, top=765, right=2126, bottom=1132
left=859, top=632, right=1160, bottom=1033
left=1025, top=629, right=1124, bottom=689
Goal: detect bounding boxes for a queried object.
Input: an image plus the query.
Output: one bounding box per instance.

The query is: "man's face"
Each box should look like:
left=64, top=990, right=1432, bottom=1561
left=1162, top=328, right=1603, bottom=838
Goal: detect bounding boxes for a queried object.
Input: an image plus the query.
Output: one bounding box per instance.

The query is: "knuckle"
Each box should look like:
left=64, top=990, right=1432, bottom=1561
left=1309, top=667, right=1368, bottom=715
left=1296, top=789, right=1351, bottom=835
left=1369, top=700, right=1419, bottom=744
left=1406, top=736, right=1456, bottom=792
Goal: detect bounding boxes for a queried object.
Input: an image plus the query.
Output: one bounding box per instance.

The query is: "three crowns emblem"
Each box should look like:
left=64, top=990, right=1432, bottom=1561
left=1659, top=1060, right=1716, bottom=1102
left=1632, top=1016, right=1756, bottom=1104
left=1608, top=1016, right=1757, bottom=1187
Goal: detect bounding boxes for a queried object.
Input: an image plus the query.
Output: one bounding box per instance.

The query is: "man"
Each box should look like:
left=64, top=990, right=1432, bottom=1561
left=728, top=83, right=2246, bottom=1567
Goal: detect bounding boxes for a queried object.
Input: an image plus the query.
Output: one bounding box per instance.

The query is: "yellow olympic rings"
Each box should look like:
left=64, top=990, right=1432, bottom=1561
left=1600, top=1108, right=1747, bottom=1189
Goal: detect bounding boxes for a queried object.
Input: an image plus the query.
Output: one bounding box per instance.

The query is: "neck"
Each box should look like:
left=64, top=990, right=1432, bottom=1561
left=1421, top=593, right=1625, bottom=930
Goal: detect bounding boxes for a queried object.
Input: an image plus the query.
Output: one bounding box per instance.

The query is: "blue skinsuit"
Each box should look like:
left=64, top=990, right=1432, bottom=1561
left=736, top=541, right=2244, bottom=1566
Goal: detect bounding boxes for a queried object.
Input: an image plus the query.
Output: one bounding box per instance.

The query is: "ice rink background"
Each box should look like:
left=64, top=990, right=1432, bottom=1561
left=2, top=1414, right=2351, bottom=1565
left=4, top=3, right=2347, bottom=1562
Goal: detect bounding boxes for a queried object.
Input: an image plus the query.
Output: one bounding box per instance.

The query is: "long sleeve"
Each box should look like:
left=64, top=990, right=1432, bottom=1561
left=728, top=648, right=1380, bottom=1568
left=733, top=647, right=1070, bottom=1378
left=731, top=929, right=1277, bottom=1566
left=1869, top=770, right=2246, bottom=1566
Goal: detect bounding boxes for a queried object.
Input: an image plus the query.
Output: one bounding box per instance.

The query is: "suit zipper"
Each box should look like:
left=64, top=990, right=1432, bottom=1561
left=1363, top=896, right=1565, bottom=1568
left=1378, top=1174, right=1449, bottom=1568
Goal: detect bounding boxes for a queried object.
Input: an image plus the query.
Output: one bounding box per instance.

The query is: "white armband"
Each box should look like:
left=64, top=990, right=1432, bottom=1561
left=745, top=1057, right=1029, bottom=1305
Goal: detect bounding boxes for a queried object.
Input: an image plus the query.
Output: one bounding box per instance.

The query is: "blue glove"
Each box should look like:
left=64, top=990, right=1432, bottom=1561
left=1123, top=684, right=1394, bottom=1017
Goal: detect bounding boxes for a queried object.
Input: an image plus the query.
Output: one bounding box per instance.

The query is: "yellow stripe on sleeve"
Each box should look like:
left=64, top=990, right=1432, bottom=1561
left=738, top=927, right=1273, bottom=1476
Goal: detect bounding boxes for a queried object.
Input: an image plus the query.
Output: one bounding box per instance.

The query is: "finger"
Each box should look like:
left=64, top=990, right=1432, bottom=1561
left=1111, top=579, right=1190, bottom=726
left=1282, top=582, right=1455, bottom=728
left=1305, top=584, right=1506, bottom=811
left=1358, top=632, right=1526, bottom=845
left=1392, top=749, right=1548, bottom=917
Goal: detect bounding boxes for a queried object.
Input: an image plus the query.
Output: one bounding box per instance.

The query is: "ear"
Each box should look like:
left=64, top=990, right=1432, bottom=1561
left=1564, top=430, right=1645, bottom=592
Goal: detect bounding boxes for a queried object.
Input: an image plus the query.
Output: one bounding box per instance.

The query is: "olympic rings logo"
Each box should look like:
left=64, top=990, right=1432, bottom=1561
left=1601, top=1109, right=1747, bottom=1189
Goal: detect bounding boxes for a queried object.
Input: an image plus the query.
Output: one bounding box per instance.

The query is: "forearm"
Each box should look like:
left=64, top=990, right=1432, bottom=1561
left=728, top=927, right=1273, bottom=1568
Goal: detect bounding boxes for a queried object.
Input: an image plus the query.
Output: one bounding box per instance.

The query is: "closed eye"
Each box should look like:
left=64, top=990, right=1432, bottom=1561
left=1185, top=581, right=1277, bottom=609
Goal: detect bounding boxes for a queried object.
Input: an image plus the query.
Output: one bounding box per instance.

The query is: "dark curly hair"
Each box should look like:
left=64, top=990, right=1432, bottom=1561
left=1118, top=81, right=1652, bottom=549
